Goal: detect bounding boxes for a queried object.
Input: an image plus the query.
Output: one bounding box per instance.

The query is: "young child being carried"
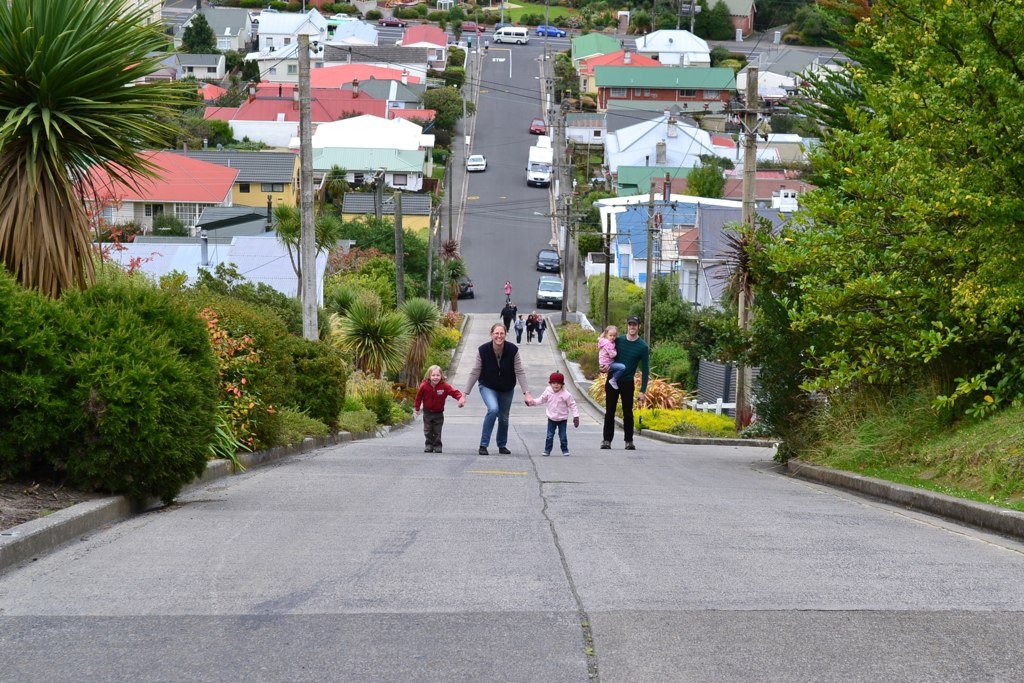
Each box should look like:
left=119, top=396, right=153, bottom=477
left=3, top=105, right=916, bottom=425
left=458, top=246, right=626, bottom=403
left=527, top=372, right=580, bottom=456
left=598, top=325, right=627, bottom=390
left=414, top=365, right=465, bottom=453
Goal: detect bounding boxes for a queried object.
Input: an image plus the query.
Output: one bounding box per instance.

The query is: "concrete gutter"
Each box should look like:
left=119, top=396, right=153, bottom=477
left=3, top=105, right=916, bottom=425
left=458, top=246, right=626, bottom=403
left=548, top=322, right=776, bottom=449
left=0, top=424, right=408, bottom=575
left=786, top=459, right=1024, bottom=541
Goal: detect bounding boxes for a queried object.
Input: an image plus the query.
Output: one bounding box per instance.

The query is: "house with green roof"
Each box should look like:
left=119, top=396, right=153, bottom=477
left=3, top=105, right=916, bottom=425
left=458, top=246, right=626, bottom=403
left=594, top=66, right=735, bottom=112
left=571, top=33, right=622, bottom=68
left=312, top=148, right=429, bottom=192
left=614, top=166, right=693, bottom=197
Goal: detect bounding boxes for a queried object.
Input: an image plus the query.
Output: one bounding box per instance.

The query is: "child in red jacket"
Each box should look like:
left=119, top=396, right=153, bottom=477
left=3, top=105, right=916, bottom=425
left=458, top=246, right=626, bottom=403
left=414, top=365, right=465, bottom=453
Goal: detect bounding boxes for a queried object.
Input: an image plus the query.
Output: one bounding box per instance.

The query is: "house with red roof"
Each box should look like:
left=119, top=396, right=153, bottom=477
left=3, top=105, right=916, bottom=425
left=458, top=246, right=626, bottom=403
left=199, top=82, right=228, bottom=103
left=204, top=82, right=387, bottom=147
left=311, top=64, right=421, bottom=88
left=578, top=50, right=660, bottom=94
left=400, top=25, right=448, bottom=66
left=88, top=151, right=238, bottom=233
left=657, top=169, right=816, bottom=205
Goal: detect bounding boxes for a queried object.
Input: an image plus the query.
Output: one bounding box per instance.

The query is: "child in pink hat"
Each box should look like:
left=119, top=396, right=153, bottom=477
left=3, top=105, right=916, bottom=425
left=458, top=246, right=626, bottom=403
left=527, top=372, right=580, bottom=456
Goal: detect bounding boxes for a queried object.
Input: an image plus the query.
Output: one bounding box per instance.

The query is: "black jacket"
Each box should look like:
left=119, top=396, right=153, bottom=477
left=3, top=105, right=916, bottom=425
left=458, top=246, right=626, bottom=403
left=477, top=340, right=520, bottom=392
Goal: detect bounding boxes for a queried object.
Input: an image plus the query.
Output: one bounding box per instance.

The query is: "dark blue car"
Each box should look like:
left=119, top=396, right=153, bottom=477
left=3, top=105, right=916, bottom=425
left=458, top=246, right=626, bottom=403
left=535, top=25, right=567, bottom=38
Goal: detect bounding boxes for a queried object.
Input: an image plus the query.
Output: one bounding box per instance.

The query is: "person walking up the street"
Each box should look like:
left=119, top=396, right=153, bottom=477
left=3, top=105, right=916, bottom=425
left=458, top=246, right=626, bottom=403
left=504, top=281, right=512, bottom=304
left=600, top=316, right=650, bottom=451
left=414, top=365, right=465, bottom=453
left=464, top=323, right=534, bottom=455
left=514, top=314, right=525, bottom=343
left=527, top=372, right=579, bottom=456
left=500, top=301, right=516, bottom=331
left=526, top=313, right=536, bottom=342
left=536, top=316, right=547, bottom=343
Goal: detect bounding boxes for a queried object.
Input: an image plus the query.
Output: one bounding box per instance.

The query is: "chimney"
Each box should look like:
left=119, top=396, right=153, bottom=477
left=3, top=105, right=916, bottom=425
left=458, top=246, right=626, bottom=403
left=623, top=49, right=632, bottom=64
left=401, top=69, right=409, bottom=85
left=183, top=141, right=188, bottom=155
left=266, top=196, right=273, bottom=231
left=200, top=230, right=209, bottom=266
left=655, top=140, right=667, bottom=165
left=352, top=79, right=360, bottom=98
left=667, top=116, right=678, bottom=138
left=278, top=84, right=282, bottom=98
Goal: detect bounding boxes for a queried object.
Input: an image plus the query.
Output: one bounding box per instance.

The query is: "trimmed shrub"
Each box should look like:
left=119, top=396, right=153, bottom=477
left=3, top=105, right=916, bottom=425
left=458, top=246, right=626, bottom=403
left=60, top=276, right=219, bottom=504
left=0, top=269, right=72, bottom=477
left=275, top=407, right=330, bottom=446
left=279, top=336, right=350, bottom=429
left=151, top=213, right=189, bottom=236
left=588, top=274, right=643, bottom=330
left=351, top=373, right=397, bottom=425
left=650, top=342, right=692, bottom=387
left=337, top=408, right=378, bottom=434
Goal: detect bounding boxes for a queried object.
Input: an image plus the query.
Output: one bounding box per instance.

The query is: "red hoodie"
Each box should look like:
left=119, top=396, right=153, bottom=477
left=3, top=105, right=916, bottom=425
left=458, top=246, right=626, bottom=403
left=414, top=380, right=463, bottom=412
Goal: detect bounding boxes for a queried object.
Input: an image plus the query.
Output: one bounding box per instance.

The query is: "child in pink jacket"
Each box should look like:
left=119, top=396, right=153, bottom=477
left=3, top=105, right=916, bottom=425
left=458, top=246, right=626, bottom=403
left=598, top=325, right=627, bottom=390
left=527, top=372, right=580, bottom=456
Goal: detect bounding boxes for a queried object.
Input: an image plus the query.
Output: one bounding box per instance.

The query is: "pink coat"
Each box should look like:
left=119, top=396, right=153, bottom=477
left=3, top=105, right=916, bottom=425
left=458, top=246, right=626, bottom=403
left=534, top=387, right=579, bottom=421
left=598, top=336, right=618, bottom=366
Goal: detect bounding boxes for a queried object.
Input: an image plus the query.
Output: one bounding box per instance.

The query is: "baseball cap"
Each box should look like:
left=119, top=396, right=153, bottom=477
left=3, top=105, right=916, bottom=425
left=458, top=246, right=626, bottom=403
left=549, top=372, right=565, bottom=384
left=626, top=315, right=641, bottom=325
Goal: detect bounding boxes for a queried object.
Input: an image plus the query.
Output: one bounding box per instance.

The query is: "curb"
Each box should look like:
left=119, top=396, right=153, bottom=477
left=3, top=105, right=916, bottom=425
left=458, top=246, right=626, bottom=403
left=0, top=423, right=408, bottom=575
left=786, top=459, right=1024, bottom=542
left=549, top=323, right=775, bottom=449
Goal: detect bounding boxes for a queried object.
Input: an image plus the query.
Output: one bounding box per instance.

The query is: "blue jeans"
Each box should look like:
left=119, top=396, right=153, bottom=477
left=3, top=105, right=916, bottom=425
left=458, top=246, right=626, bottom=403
left=545, top=419, right=568, bottom=454
left=608, top=362, right=626, bottom=384
left=479, top=385, right=514, bottom=448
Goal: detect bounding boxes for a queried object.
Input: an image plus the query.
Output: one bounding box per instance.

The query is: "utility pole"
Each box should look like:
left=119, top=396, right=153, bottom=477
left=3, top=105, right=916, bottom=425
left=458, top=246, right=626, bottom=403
left=446, top=154, right=453, bottom=241
left=643, top=185, right=656, bottom=343
left=735, top=66, right=759, bottom=430
left=559, top=95, right=572, bottom=325
left=373, top=169, right=384, bottom=220
left=543, top=0, right=550, bottom=65
left=298, top=31, right=317, bottom=341
left=602, top=212, right=610, bottom=328
left=394, top=191, right=405, bottom=306
left=426, top=204, right=437, bottom=303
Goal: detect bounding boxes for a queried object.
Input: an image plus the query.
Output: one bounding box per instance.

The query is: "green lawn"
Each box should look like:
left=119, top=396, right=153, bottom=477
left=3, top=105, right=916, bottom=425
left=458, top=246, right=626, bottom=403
left=481, top=2, right=574, bottom=21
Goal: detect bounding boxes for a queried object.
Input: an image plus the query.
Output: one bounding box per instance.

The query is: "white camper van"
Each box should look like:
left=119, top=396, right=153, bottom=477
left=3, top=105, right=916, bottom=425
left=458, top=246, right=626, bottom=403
left=493, top=26, right=530, bottom=44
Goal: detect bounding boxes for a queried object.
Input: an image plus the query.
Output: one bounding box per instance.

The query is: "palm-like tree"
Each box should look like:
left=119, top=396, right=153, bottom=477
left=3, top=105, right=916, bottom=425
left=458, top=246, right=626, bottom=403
left=330, top=300, right=411, bottom=378
left=323, top=165, right=349, bottom=211
left=0, top=0, right=192, bottom=297
left=274, top=204, right=346, bottom=295
left=400, top=297, right=440, bottom=386
left=438, top=239, right=464, bottom=312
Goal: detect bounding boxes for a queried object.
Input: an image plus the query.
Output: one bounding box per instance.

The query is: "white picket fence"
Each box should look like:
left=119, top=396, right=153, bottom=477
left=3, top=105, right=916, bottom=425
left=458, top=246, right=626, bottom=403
left=684, top=398, right=736, bottom=415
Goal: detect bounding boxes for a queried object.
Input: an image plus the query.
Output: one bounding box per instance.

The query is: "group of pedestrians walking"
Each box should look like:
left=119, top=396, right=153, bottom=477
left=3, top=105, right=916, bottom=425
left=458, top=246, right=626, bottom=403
left=414, top=316, right=650, bottom=456
left=501, top=303, right=547, bottom=345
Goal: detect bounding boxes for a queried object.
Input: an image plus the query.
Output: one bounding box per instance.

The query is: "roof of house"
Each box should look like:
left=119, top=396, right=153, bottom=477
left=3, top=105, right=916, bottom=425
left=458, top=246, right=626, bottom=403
left=605, top=112, right=716, bottom=169
left=175, top=7, right=252, bottom=41
left=578, top=50, right=661, bottom=76
left=342, top=192, right=431, bottom=216
left=635, top=30, right=710, bottom=54
left=595, top=66, right=736, bottom=90
left=323, top=44, right=437, bottom=65
left=566, top=112, right=606, bottom=128
left=722, top=0, right=755, bottom=15
left=310, top=114, right=432, bottom=150
left=178, top=53, right=224, bottom=67
left=312, top=64, right=422, bottom=87
left=615, top=166, right=693, bottom=195
left=168, top=150, right=297, bottom=184
left=312, top=148, right=425, bottom=173
left=199, top=82, right=228, bottom=101
left=105, top=235, right=328, bottom=301
left=612, top=201, right=700, bottom=259
left=389, top=108, right=435, bottom=122
left=196, top=206, right=274, bottom=233
left=326, top=20, right=378, bottom=46
left=401, top=25, right=447, bottom=47
left=341, top=78, right=425, bottom=102
left=254, top=8, right=327, bottom=34
left=204, top=83, right=387, bottom=122
left=571, top=33, right=622, bottom=62
left=89, top=151, right=237, bottom=204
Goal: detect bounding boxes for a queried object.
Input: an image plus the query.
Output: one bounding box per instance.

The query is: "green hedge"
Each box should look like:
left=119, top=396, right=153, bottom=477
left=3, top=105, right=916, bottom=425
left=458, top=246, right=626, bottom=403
left=61, top=277, right=219, bottom=504
left=279, top=336, right=350, bottom=429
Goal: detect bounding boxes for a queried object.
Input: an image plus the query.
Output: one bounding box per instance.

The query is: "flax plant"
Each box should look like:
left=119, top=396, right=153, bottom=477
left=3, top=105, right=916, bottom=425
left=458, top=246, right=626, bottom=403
left=0, top=0, right=191, bottom=297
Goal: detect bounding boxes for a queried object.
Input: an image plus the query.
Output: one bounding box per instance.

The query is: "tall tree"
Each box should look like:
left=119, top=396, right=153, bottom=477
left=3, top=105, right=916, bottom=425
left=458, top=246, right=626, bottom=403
left=273, top=205, right=346, bottom=296
left=686, top=163, right=725, bottom=199
left=420, top=87, right=473, bottom=133
left=182, top=13, right=216, bottom=54
left=0, top=0, right=191, bottom=297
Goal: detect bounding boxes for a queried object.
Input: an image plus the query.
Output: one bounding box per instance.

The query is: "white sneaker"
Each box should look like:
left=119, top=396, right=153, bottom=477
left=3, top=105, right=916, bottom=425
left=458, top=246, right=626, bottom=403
left=609, top=377, right=618, bottom=390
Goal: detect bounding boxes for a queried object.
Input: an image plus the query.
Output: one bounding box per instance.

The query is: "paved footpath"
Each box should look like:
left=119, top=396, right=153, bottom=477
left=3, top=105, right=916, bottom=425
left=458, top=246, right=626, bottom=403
left=2, top=314, right=1024, bottom=681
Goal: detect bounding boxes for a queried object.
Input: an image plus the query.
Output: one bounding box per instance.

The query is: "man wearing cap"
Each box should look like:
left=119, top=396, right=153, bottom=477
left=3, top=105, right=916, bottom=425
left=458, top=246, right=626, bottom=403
left=599, top=315, right=649, bottom=450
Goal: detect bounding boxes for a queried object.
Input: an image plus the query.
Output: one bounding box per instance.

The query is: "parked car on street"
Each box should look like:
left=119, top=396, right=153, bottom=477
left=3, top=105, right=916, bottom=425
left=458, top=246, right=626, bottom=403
left=460, top=21, right=486, bottom=33
left=457, top=275, right=475, bottom=299
left=536, top=275, right=564, bottom=309
left=529, top=117, right=547, bottom=135
left=377, top=17, right=407, bottom=27
left=535, top=25, right=567, bottom=38
left=536, top=248, right=561, bottom=272
left=466, top=154, right=487, bottom=172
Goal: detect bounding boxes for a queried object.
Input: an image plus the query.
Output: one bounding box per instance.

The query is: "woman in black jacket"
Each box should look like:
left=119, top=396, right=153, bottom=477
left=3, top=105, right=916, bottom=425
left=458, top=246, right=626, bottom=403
left=464, top=323, right=534, bottom=454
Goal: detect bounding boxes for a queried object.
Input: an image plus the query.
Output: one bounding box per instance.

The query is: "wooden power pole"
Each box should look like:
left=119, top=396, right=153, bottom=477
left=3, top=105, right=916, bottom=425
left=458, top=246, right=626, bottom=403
left=394, top=191, right=405, bottom=306
left=643, top=185, right=656, bottom=343
left=298, top=32, right=317, bottom=341
left=735, top=66, right=759, bottom=430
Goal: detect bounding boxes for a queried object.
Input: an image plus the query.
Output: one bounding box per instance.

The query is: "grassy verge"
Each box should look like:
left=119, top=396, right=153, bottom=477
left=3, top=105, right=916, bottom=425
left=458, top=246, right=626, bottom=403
left=482, top=3, right=574, bottom=21
left=799, top=388, right=1024, bottom=512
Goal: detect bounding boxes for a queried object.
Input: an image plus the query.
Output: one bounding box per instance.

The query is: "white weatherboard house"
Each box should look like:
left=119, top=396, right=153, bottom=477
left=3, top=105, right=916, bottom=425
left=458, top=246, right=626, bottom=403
left=634, top=30, right=711, bottom=67
left=604, top=111, right=718, bottom=174
left=254, top=8, right=328, bottom=52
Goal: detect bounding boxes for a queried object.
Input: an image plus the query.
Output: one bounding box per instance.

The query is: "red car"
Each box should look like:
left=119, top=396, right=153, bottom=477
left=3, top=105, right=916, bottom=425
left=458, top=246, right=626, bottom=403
left=460, top=21, right=486, bottom=34
left=529, top=117, right=547, bottom=135
left=378, top=17, right=408, bottom=27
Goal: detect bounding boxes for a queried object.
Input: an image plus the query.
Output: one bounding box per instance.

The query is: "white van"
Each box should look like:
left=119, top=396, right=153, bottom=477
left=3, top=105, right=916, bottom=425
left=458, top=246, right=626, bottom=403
left=493, top=26, right=530, bottom=45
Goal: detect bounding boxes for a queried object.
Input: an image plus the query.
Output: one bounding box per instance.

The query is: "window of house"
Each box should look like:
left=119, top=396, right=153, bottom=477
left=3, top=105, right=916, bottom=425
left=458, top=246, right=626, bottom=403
left=239, top=183, right=250, bottom=193
left=101, top=205, right=114, bottom=223
left=207, top=67, right=217, bottom=74
left=393, top=174, right=408, bottom=186
left=619, top=253, right=630, bottom=277
left=266, top=37, right=275, bottom=47
left=353, top=173, right=365, bottom=186
left=704, top=90, right=720, bottom=99
left=634, top=88, right=652, bottom=96
left=144, top=204, right=163, bottom=217
left=594, top=130, right=602, bottom=138
left=678, top=89, right=696, bottom=97
left=610, top=87, right=627, bottom=97
left=217, top=39, right=231, bottom=51
left=287, top=64, right=297, bottom=75
left=261, top=183, right=285, bottom=193
left=174, top=203, right=215, bottom=228
left=284, top=37, right=291, bottom=45
left=269, top=67, right=277, bottom=75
